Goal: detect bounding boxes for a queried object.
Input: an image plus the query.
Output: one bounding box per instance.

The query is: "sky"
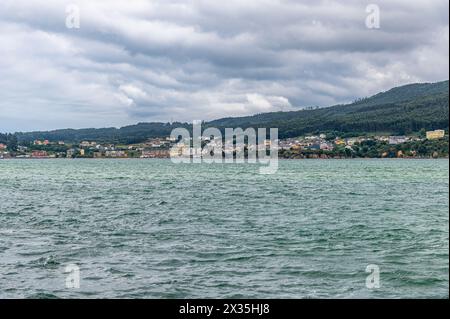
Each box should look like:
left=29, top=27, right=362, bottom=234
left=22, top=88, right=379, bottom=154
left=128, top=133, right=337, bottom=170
left=0, top=0, right=448, bottom=132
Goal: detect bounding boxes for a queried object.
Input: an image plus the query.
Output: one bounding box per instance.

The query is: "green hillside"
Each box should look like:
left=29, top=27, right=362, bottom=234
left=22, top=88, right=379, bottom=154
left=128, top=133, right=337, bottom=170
left=10, top=80, right=449, bottom=143
left=13, top=122, right=191, bottom=145
left=208, top=80, right=449, bottom=138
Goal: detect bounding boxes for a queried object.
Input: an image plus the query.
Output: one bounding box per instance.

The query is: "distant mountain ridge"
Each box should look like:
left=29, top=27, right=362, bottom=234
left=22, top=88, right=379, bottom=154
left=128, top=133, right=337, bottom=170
left=13, top=80, right=449, bottom=143
left=351, top=80, right=449, bottom=107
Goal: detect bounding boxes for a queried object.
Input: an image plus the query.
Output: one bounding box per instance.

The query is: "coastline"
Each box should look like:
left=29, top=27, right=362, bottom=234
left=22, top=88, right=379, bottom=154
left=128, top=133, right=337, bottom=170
left=1, top=156, right=449, bottom=160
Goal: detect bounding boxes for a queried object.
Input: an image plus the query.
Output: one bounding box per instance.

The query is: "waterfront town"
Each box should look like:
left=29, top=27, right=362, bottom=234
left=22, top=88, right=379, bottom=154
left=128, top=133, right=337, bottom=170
left=0, top=129, right=447, bottom=159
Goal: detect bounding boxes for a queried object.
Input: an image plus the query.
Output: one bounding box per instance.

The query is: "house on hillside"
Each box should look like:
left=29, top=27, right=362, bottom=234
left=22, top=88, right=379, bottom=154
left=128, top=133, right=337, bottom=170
left=426, top=130, right=445, bottom=140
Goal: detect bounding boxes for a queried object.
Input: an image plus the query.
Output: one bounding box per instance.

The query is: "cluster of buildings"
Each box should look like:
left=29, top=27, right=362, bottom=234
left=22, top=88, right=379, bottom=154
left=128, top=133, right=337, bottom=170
left=280, top=135, right=375, bottom=152
left=69, top=142, right=127, bottom=158
left=1, top=129, right=446, bottom=159
left=278, top=130, right=446, bottom=152
left=33, top=140, right=66, bottom=146
left=279, top=134, right=336, bottom=151
left=70, top=137, right=176, bottom=158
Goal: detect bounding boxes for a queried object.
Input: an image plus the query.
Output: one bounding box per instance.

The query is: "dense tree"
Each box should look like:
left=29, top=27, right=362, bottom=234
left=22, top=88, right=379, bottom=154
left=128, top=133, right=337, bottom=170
left=7, top=134, right=18, bottom=151
left=0, top=133, right=18, bottom=151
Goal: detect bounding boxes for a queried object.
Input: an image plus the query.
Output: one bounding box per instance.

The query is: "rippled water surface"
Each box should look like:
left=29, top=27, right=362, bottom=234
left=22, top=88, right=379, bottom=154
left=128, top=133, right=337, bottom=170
left=0, top=159, right=448, bottom=298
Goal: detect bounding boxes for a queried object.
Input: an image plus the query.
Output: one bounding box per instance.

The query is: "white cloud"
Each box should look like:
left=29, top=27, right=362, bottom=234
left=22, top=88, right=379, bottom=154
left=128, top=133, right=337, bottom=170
left=0, top=0, right=448, bottom=132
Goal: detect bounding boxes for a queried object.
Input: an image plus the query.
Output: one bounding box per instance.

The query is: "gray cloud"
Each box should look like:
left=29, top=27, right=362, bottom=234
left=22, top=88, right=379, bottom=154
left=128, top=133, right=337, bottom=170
left=0, top=0, right=448, bottom=132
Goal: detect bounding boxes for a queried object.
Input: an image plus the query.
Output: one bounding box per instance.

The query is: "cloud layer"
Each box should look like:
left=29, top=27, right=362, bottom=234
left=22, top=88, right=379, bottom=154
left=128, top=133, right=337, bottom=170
left=0, top=0, right=448, bottom=132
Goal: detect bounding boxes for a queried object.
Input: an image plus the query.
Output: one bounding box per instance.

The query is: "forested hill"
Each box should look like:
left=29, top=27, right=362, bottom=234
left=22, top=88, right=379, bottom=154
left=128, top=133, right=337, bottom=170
left=12, top=80, right=449, bottom=143
left=14, top=122, right=190, bottom=145
left=208, top=80, right=449, bottom=138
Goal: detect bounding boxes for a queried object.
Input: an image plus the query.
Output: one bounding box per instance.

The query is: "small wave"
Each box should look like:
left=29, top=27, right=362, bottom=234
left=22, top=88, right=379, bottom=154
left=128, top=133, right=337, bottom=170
left=27, top=292, right=60, bottom=299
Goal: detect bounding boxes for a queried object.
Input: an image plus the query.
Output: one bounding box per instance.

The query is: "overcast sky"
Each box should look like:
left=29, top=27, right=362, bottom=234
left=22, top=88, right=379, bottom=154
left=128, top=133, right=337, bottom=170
left=0, top=0, right=448, bottom=132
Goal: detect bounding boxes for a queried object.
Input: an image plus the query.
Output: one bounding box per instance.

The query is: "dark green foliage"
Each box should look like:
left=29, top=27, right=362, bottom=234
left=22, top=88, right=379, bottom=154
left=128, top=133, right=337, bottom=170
left=279, top=137, right=449, bottom=159
left=208, top=80, right=449, bottom=138
left=0, top=133, right=18, bottom=151
left=14, top=122, right=191, bottom=144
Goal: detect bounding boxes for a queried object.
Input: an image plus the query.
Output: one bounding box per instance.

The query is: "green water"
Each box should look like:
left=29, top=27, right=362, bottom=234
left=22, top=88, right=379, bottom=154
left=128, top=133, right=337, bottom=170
left=0, top=159, right=448, bottom=298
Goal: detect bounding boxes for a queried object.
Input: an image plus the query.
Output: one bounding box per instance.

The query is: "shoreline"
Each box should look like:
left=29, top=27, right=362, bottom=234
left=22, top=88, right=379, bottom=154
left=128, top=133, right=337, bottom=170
left=1, top=157, right=449, bottom=160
